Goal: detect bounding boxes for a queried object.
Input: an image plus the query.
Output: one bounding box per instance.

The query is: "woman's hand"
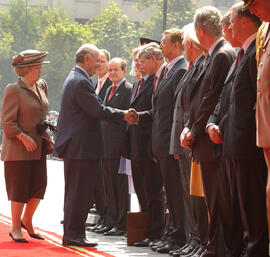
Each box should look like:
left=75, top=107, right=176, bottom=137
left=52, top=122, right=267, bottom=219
left=17, top=133, right=37, bottom=152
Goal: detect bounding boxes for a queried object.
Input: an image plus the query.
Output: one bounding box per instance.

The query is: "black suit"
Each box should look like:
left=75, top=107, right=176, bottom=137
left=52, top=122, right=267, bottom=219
left=187, top=39, right=236, bottom=254
left=95, top=77, right=112, bottom=102
left=207, top=59, right=243, bottom=256
left=125, top=74, right=165, bottom=239
left=223, top=40, right=268, bottom=256
left=101, top=80, right=132, bottom=230
left=92, top=78, right=112, bottom=226
left=170, top=55, right=208, bottom=246
left=53, top=66, right=124, bottom=241
left=140, top=57, right=188, bottom=245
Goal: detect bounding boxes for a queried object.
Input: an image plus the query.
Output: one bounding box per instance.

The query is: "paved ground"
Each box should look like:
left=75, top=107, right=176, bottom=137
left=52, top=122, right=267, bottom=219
left=0, top=160, right=160, bottom=257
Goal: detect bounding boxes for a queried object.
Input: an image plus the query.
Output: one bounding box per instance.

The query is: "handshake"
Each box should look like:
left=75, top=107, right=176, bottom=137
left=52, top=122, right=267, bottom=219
left=124, top=108, right=139, bottom=125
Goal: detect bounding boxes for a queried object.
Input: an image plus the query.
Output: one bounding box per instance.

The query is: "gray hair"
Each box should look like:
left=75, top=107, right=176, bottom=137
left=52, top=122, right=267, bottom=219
left=75, top=43, right=99, bottom=63
left=100, top=49, right=111, bottom=61
left=138, top=43, right=164, bottom=61
left=194, top=6, right=223, bottom=37
left=221, top=10, right=231, bottom=27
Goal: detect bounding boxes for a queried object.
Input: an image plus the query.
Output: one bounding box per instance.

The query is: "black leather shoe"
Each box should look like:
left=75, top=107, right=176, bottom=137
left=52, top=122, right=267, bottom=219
left=62, top=238, right=98, bottom=247
left=87, top=224, right=104, bottom=232
left=151, top=240, right=167, bottom=251
left=175, top=243, right=198, bottom=256
left=170, top=243, right=189, bottom=255
left=133, top=238, right=150, bottom=247
left=149, top=239, right=163, bottom=248
left=94, top=225, right=112, bottom=234
left=192, top=245, right=206, bottom=257
left=157, top=242, right=182, bottom=254
left=103, top=227, right=124, bottom=236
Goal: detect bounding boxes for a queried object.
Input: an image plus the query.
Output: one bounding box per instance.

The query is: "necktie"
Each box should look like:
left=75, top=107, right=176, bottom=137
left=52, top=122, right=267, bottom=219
left=107, top=84, right=117, bottom=102
left=136, top=78, right=143, bottom=97
left=95, top=80, right=102, bottom=94
left=234, top=48, right=244, bottom=68
left=153, top=75, right=158, bottom=93
left=164, top=67, right=168, bottom=78
left=188, top=61, right=193, bottom=70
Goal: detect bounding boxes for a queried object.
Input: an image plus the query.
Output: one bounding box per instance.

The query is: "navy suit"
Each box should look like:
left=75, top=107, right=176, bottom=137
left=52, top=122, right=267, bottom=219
left=125, top=75, right=165, bottom=239
left=139, top=57, right=188, bottom=245
left=101, top=80, right=132, bottom=230
left=186, top=39, right=236, bottom=254
left=53, top=66, right=124, bottom=241
left=223, top=41, right=268, bottom=256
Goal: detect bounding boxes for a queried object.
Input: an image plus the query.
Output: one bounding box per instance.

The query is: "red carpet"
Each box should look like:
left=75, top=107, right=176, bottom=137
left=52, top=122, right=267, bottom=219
left=0, top=214, right=115, bottom=257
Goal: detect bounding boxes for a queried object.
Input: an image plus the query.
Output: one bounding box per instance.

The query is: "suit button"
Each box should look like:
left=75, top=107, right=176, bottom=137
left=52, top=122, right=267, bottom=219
left=258, top=91, right=262, bottom=97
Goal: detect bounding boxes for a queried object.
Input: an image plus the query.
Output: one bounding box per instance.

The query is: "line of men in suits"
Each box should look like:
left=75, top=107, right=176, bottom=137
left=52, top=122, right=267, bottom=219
left=123, top=2, right=269, bottom=257
left=53, top=0, right=270, bottom=255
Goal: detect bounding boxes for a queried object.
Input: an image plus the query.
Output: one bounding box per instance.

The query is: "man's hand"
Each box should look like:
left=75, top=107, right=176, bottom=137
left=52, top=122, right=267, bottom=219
left=124, top=108, right=139, bottom=125
left=207, top=124, right=223, bottom=144
left=180, top=127, right=194, bottom=150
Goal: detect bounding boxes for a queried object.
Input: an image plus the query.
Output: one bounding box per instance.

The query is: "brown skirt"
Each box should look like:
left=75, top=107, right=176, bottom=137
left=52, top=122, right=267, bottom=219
left=4, top=143, right=47, bottom=203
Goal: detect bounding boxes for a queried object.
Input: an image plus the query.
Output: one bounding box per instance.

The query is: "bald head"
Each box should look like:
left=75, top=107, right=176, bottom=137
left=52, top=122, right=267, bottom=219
left=75, top=43, right=100, bottom=64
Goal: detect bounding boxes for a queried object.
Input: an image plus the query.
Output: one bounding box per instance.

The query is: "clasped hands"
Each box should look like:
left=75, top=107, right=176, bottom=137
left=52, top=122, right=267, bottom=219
left=124, top=108, right=139, bottom=125
left=180, top=127, right=195, bottom=150
left=207, top=124, right=223, bottom=144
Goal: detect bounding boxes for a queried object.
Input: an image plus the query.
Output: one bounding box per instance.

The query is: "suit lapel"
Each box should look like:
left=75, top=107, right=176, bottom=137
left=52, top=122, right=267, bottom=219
left=107, top=80, right=125, bottom=103
left=130, top=79, right=140, bottom=103
left=154, top=58, right=185, bottom=98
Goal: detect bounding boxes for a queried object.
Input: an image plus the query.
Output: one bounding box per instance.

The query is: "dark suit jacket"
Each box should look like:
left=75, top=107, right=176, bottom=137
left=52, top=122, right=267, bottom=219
left=102, top=80, right=132, bottom=159
left=95, top=77, right=112, bottom=102
left=223, top=40, right=260, bottom=159
left=139, top=57, right=188, bottom=158
left=53, top=66, right=124, bottom=159
left=124, top=74, right=155, bottom=160
left=207, top=60, right=237, bottom=157
left=187, top=39, right=236, bottom=162
left=169, top=55, right=205, bottom=155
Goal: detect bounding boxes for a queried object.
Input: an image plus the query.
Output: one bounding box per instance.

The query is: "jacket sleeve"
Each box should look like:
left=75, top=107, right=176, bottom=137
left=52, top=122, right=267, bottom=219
left=75, top=79, right=125, bottom=123
left=1, top=84, right=22, bottom=138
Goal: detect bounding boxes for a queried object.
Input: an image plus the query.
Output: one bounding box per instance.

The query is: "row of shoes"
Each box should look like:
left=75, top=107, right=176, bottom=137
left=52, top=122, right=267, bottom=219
left=87, top=223, right=125, bottom=236
left=132, top=236, right=207, bottom=257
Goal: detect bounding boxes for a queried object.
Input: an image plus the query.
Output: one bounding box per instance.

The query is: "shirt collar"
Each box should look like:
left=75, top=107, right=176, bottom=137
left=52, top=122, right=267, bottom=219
left=208, top=38, right=223, bottom=56
left=242, top=33, right=257, bottom=53
left=76, top=65, right=91, bottom=80
left=114, top=78, right=125, bottom=88
left=98, top=73, right=108, bottom=85
left=166, top=55, right=184, bottom=72
left=155, top=62, right=167, bottom=78
left=142, top=74, right=149, bottom=80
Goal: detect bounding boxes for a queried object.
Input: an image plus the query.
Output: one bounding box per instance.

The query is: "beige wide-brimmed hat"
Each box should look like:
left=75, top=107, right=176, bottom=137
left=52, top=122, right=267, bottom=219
left=12, top=49, right=50, bottom=67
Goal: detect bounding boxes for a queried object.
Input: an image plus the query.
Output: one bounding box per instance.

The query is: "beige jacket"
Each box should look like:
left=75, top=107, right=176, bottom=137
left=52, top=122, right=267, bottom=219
left=1, top=78, right=52, bottom=161
left=256, top=22, right=270, bottom=148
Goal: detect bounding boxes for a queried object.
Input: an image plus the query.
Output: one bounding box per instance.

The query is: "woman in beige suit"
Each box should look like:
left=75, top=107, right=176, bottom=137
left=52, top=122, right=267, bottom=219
left=1, top=50, right=53, bottom=243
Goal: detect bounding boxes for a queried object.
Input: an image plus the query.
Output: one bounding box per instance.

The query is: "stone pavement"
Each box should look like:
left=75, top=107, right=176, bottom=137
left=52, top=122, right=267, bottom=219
left=0, top=160, right=160, bottom=257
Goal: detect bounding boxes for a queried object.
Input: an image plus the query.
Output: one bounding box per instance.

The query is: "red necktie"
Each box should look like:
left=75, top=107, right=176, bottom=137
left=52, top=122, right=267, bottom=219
left=188, top=62, right=193, bottom=70
left=153, top=75, right=158, bottom=93
left=234, top=48, right=244, bottom=68
left=107, top=84, right=117, bottom=102
left=136, top=78, right=143, bottom=96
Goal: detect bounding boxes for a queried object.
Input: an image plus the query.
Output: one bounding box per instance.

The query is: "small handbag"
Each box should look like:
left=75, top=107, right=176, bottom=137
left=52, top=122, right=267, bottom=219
left=190, top=159, right=204, bottom=197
